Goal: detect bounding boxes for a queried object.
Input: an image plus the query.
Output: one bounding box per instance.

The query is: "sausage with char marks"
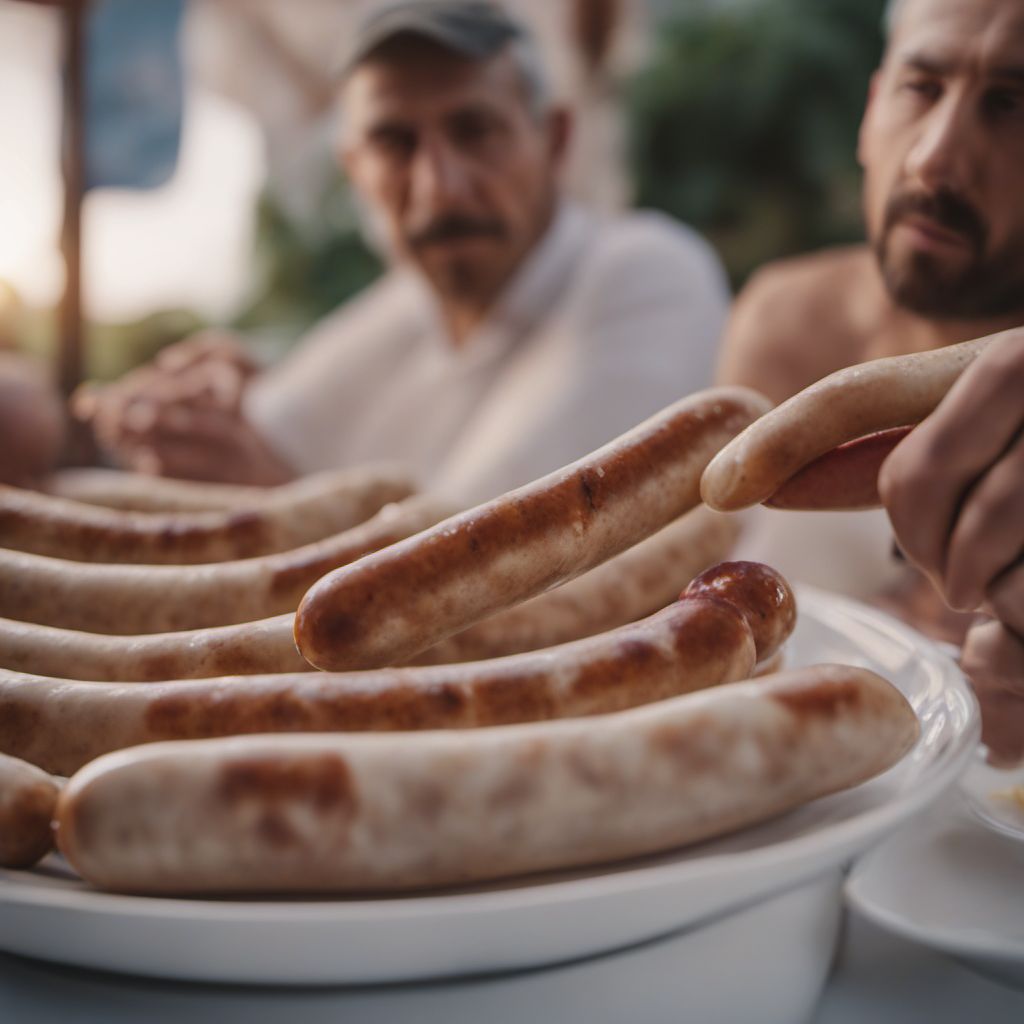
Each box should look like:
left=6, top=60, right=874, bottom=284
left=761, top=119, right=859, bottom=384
left=54, top=664, right=918, bottom=894
left=0, top=464, right=415, bottom=564
left=297, top=387, right=771, bottom=671
left=0, top=562, right=796, bottom=775
left=0, top=495, right=454, bottom=633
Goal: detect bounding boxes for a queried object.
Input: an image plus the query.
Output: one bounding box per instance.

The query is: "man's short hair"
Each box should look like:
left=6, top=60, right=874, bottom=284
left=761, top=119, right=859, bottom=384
left=883, top=0, right=909, bottom=37
left=338, top=1, right=552, bottom=117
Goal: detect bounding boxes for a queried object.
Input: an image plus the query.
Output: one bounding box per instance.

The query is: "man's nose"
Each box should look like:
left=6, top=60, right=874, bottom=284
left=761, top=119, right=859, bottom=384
left=904, top=92, right=976, bottom=195
left=409, top=139, right=471, bottom=213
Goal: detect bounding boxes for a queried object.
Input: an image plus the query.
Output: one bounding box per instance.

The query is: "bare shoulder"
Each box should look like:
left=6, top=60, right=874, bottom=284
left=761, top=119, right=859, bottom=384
left=717, top=246, right=877, bottom=404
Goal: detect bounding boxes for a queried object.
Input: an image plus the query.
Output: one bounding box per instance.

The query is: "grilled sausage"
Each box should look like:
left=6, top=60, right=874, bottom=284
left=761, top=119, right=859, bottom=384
left=54, top=664, right=919, bottom=894
left=0, top=464, right=415, bottom=563
left=0, top=495, right=455, bottom=633
left=297, top=387, right=771, bottom=670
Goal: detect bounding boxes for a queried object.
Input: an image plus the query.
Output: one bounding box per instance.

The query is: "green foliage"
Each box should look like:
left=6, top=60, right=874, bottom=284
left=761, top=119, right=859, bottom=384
left=630, top=0, right=888, bottom=286
left=231, top=182, right=382, bottom=344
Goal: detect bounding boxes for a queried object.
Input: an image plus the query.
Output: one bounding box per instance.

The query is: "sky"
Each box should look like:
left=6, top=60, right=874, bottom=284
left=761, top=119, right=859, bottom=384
left=0, top=1, right=265, bottom=323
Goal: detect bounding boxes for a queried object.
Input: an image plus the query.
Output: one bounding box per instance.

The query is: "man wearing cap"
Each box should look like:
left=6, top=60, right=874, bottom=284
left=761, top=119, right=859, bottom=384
left=84, top=0, right=728, bottom=504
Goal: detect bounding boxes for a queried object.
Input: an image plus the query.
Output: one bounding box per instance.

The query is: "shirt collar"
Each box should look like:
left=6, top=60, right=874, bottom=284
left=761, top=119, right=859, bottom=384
left=488, top=199, right=594, bottom=342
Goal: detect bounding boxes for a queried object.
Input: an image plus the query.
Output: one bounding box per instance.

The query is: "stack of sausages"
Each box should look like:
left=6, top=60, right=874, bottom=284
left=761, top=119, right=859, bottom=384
left=0, top=386, right=921, bottom=895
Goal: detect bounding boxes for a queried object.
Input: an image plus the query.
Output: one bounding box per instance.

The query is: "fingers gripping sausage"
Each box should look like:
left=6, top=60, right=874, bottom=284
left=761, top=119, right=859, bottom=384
left=296, top=387, right=772, bottom=671
left=0, top=563, right=801, bottom=775
left=0, top=753, right=61, bottom=869
left=54, top=664, right=918, bottom=894
left=411, top=506, right=740, bottom=665
left=0, top=495, right=456, bottom=634
left=0, top=464, right=415, bottom=564
left=700, top=336, right=993, bottom=513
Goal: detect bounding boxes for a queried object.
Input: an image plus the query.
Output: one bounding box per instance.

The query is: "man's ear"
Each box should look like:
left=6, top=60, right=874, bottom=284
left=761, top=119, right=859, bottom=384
left=547, top=106, right=573, bottom=167
left=857, top=70, right=882, bottom=169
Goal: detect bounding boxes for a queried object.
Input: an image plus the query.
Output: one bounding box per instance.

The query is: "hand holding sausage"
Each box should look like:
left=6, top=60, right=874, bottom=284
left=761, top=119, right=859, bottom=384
left=878, top=329, right=1024, bottom=632
left=700, top=335, right=995, bottom=512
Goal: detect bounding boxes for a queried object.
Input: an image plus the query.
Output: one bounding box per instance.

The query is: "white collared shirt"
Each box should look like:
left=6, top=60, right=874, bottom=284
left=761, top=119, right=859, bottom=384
left=245, top=203, right=729, bottom=504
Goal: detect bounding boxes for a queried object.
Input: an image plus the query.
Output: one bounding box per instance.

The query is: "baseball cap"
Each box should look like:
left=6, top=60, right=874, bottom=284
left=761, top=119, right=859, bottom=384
left=337, top=1, right=528, bottom=79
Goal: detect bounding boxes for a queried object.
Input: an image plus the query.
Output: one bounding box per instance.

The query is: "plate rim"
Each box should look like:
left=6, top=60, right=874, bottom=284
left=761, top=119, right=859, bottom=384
left=845, top=799, right=1024, bottom=962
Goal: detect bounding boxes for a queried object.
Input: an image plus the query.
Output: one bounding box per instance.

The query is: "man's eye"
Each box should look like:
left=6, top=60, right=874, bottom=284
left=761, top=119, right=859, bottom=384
left=371, top=128, right=416, bottom=157
left=984, top=88, right=1024, bottom=117
left=451, top=115, right=498, bottom=147
left=901, top=78, right=942, bottom=101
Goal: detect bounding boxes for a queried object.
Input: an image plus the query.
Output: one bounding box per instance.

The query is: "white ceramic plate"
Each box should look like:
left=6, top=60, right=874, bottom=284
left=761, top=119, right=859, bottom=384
left=0, top=587, right=979, bottom=986
left=960, top=754, right=1024, bottom=843
left=846, top=798, right=1024, bottom=990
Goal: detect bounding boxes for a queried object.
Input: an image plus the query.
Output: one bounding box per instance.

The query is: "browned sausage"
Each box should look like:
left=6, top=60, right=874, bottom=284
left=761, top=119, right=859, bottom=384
left=0, top=613, right=307, bottom=682
left=296, top=387, right=772, bottom=670
left=54, top=664, right=919, bottom=894
left=701, top=336, right=992, bottom=512
left=0, top=495, right=456, bottom=633
left=0, top=464, right=415, bottom=563
left=0, top=752, right=61, bottom=869
left=0, top=584, right=776, bottom=776
left=410, top=505, right=740, bottom=665
left=41, top=467, right=380, bottom=514
left=0, top=507, right=737, bottom=681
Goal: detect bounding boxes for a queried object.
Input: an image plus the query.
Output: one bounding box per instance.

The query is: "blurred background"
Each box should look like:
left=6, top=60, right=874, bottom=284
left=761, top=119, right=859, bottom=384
left=0, top=0, right=886, bottom=389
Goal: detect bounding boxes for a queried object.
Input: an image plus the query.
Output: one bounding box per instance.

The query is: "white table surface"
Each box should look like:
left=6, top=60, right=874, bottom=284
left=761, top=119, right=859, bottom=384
left=3, top=907, right=1023, bottom=1024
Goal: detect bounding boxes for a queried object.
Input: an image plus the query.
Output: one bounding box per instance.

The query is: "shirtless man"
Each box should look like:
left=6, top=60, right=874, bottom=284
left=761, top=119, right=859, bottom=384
left=720, top=0, right=1024, bottom=403
left=720, top=0, right=1023, bottom=600
left=720, top=0, right=1024, bottom=753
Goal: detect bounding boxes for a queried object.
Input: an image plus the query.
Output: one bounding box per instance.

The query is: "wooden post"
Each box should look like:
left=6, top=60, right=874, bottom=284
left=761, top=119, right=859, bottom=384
left=58, top=0, right=86, bottom=397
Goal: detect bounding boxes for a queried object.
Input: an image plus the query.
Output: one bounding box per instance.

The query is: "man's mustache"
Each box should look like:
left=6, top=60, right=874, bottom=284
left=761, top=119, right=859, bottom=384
left=409, top=215, right=507, bottom=248
left=884, top=189, right=986, bottom=250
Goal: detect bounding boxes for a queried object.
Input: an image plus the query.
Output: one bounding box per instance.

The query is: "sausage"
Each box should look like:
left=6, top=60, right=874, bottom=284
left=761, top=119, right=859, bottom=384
left=0, top=495, right=456, bottom=634
left=0, top=613, right=307, bottom=682
left=41, top=467, right=382, bottom=514
left=0, top=591, right=764, bottom=776
left=0, top=752, right=61, bottom=869
left=296, top=387, right=772, bottom=671
left=410, top=505, right=740, bottom=665
left=764, top=427, right=914, bottom=511
left=0, top=563, right=796, bottom=775
left=0, top=464, right=415, bottom=563
left=0, top=509, right=739, bottom=681
left=54, top=664, right=918, bottom=894
left=700, top=336, right=993, bottom=513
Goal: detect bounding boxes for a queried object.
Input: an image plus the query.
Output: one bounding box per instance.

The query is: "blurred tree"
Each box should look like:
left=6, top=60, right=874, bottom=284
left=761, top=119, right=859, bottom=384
left=629, top=0, right=887, bottom=288
left=231, top=183, right=381, bottom=340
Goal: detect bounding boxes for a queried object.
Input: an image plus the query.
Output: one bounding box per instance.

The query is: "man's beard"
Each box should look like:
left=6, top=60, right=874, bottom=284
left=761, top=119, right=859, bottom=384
left=875, top=188, right=1024, bottom=320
